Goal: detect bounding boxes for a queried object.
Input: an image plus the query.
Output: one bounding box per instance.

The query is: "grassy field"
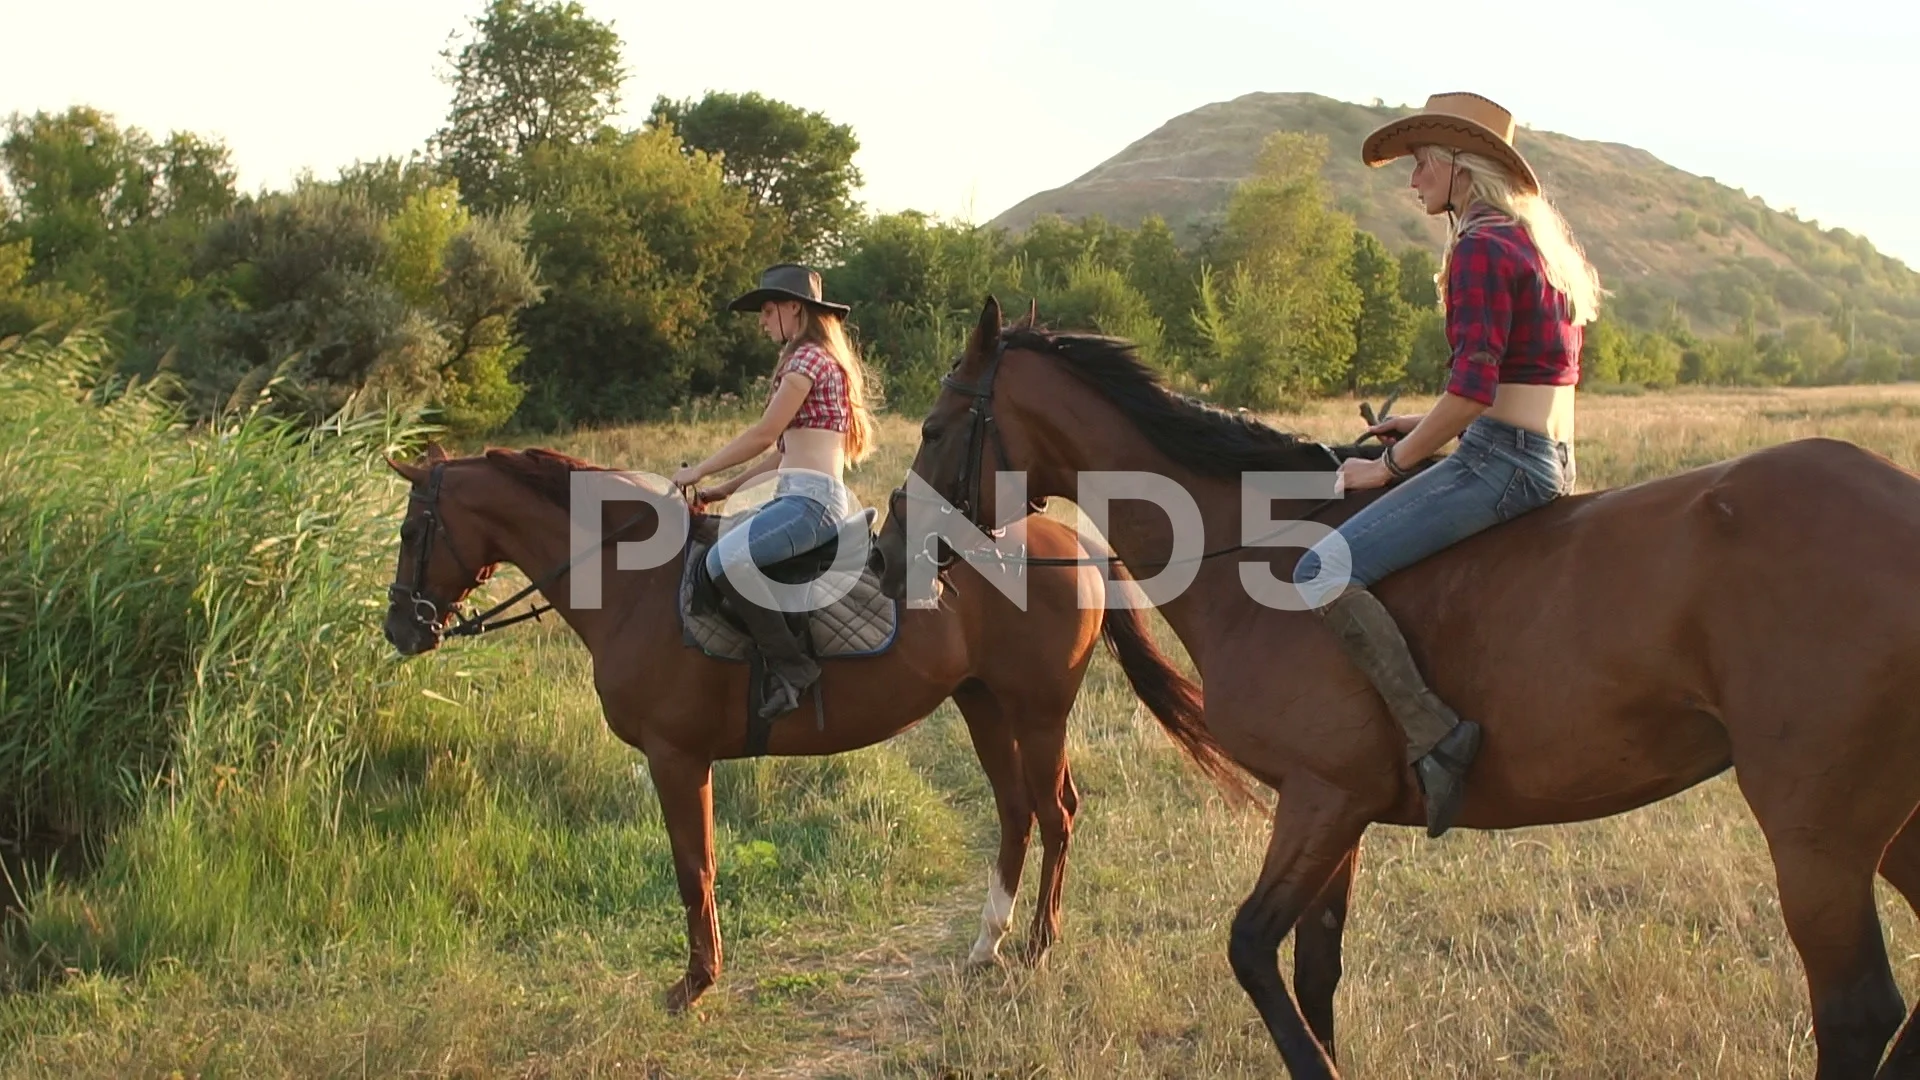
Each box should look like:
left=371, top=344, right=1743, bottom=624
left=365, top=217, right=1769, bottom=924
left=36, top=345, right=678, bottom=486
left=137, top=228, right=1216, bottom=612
left=7, top=374, right=1920, bottom=1078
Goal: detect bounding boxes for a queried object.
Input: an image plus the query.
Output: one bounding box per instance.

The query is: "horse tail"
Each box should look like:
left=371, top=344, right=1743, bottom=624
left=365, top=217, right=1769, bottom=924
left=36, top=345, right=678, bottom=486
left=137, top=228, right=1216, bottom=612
left=1095, top=560, right=1261, bottom=810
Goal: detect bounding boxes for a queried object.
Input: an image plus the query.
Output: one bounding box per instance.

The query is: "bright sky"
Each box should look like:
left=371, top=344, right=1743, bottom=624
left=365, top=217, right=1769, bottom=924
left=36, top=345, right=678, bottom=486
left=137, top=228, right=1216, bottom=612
left=5, top=0, right=1916, bottom=267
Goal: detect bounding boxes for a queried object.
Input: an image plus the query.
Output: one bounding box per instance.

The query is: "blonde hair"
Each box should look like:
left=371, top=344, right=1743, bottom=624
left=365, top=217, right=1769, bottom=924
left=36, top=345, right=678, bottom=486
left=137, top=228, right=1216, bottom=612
left=1426, top=148, right=1603, bottom=326
left=785, top=305, right=881, bottom=464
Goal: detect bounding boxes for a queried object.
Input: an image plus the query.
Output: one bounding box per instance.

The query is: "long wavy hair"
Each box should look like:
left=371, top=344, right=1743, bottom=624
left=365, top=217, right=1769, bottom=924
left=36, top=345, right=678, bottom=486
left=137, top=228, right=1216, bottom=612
left=784, top=305, right=881, bottom=464
left=1424, top=147, right=1604, bottom=326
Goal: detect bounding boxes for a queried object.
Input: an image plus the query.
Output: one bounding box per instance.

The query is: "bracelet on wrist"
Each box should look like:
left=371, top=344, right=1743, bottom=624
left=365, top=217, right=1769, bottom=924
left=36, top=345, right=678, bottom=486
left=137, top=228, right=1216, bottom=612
left=1383, top=444, right=1412, bottom=479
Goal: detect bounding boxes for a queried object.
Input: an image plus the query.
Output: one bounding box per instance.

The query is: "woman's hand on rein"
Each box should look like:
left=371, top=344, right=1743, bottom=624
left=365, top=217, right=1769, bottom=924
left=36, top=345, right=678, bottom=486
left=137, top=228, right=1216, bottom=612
left=1365, top=413, right=1422, bottom=441
left=670, top=464, right=703, bottom=489
left=1337, top=456, right=1393, bottom=492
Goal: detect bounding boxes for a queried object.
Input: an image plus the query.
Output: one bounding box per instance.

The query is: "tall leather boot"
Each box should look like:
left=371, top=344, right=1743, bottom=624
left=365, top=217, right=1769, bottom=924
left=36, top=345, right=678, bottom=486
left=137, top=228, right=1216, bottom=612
left=1316, top=587, right=1482, bottom=838
left=714, top=570, right=820, bottom=720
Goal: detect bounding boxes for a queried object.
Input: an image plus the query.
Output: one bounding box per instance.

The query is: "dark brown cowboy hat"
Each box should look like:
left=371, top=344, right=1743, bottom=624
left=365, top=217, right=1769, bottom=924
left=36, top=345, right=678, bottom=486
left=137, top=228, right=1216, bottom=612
left=726, top=263, right=850, bottom=316
left=1361, top=92, right=1541, bottom=195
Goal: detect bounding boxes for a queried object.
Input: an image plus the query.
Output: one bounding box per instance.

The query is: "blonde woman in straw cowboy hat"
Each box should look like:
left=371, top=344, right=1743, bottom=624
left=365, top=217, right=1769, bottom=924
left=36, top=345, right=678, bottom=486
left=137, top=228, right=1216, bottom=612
left=1291, top=92, right=1602, bottom=838
left=672, top=263, right=881, bottom=718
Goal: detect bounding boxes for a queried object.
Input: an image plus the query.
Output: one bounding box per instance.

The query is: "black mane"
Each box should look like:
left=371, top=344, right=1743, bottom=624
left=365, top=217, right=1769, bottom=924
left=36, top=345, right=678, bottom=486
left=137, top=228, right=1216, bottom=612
left=480, top=447, right=721, bottom=531
left=1000, top=327, right=1352, bottom=474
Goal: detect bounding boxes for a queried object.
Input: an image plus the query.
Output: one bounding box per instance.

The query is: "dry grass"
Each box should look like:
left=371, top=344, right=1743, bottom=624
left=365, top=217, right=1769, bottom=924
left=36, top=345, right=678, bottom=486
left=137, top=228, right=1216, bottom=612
left=8, top=384, right=1920, bottom=1078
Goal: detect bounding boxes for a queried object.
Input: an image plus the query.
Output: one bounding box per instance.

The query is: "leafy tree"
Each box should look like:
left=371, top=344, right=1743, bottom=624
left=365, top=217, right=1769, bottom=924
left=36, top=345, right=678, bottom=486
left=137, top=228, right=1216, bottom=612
left=327, top=155, right=448, bottom=216
left=1396, top=247, right=1439, bottom=310
left=1127, top=215, right=1200, bottom=358
left=432, top=0, right=626, bottom=209
left=509, top=127, right=757, bottom=426
left=1040, top=255, right=1166, bottom=366
left=1347, top=230, right=1414, bottom=392
left=1011, top=215, right=1133, bottom=292
left=181, top=183, right=538, bottom=432
left=0, top=107, right=235, bottom=347
left=1189, top=132, right=1361, bottom=408
left=0, top=234, right=91, bottom=339
left=1403, top=309, right=1451, bottom=392
left=649, top=91, right=861, bottom=263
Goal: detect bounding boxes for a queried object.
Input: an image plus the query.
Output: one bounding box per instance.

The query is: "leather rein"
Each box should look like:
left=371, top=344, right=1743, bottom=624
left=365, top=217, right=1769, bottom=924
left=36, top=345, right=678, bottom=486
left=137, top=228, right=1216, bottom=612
left=387, top=462, right=660, bottom=643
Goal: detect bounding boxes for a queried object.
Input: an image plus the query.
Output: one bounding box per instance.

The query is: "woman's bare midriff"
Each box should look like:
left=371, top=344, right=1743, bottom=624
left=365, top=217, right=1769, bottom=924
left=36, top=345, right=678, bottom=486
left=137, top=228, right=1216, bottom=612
left=1485, top=383, right=1576, bottom=444
left=776, top=427, right=846, bottom=482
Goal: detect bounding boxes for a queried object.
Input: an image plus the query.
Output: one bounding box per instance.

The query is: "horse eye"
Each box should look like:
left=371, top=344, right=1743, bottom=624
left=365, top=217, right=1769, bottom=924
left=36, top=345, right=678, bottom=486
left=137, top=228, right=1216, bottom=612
left=921, top=421, right=941, bottom=441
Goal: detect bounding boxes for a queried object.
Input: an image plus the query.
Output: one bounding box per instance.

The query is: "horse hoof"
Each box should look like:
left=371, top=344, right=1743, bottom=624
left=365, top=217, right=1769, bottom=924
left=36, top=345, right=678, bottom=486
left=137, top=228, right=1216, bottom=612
left=1019, top=940, right=1053, bottom=970
left=965, top=947, right=1005, bottom=970
left=662, top=975, right=712, bottom=1015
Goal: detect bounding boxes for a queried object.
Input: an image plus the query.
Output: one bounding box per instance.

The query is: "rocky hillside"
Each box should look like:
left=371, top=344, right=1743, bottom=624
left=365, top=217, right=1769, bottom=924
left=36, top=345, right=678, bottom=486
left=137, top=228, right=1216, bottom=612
left=991, top=93, right=1920, bottom=344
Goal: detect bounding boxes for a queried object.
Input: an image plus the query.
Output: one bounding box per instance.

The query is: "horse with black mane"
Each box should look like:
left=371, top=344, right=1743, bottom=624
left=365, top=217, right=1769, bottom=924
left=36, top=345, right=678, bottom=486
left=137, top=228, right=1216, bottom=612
left=879, top=296, right=1920, bottom=1080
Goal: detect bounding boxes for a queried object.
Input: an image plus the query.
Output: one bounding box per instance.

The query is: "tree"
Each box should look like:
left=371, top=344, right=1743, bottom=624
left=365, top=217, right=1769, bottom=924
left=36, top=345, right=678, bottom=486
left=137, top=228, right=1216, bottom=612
left=1, top=108, right=235, bottom=300
left=1396, top=247, right=1440, bottom=310
left=1127, top=215, right=1200, bottom=358
left=1040, top=255, right=1166, bottom=367
left=432, top=0, right=626, bottom=209
left=649, top=91, right=861, bottom=264
left=1347, top=230, right=1414, bottom=392
left=1188, top=132, right=1361, bottom=409
left=181, top=183, right=539, bottom=433
left=509, top=127, right=758, bottom=426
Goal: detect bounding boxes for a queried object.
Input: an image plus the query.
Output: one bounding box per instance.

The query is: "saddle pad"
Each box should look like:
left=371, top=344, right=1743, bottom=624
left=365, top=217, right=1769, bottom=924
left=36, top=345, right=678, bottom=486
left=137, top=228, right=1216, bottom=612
left=679, top=539, right=900, bottom=661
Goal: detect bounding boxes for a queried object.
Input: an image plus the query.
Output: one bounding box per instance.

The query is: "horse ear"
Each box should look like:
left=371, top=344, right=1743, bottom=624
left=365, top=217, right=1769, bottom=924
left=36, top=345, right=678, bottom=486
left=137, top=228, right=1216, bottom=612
left=969, top=295, right=1002, bottom=359
left=424, top=441, right=450, bottom=464
left=386, top=455, right=424, bottom=483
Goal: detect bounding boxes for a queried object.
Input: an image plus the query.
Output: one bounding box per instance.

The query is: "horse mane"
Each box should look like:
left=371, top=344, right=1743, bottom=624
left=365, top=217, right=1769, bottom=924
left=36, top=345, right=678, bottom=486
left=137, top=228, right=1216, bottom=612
left=480, top=447, right=714, bottom=527
left=1000, top=327, right=1346, bottom=475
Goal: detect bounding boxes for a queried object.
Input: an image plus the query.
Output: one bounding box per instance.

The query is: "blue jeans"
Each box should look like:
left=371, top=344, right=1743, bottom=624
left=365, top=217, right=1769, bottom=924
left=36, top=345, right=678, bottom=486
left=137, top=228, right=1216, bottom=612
left=705, top=490, right=844, bottom=584
left=1292, top=416, right=1573, bottom=608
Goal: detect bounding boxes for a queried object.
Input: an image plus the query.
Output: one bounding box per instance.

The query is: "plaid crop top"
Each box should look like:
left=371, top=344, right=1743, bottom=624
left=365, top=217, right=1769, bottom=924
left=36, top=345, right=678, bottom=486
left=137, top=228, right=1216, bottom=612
left=1442, top=206, right=1584, bottom=406
left=771, top=343, right=851, bottom=450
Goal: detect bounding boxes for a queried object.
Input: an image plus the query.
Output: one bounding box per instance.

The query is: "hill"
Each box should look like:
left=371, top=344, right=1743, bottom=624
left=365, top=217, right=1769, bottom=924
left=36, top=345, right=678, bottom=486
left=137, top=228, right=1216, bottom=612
left=990, top=93, right=1920, bottom=349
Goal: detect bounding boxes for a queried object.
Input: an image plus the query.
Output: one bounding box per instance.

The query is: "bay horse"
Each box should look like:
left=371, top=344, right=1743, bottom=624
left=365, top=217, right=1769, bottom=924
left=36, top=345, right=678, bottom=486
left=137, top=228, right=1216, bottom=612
left=380, top=443, right=1241, bottom=1013
left=878, top=296, right=1920, bottom=1079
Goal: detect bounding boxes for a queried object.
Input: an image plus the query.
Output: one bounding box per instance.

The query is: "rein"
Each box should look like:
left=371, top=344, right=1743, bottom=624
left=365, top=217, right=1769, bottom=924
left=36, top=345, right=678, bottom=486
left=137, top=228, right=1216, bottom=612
left=388, top=462, right=663, bottom=642
left=909, top=339, right=1347, bottom=574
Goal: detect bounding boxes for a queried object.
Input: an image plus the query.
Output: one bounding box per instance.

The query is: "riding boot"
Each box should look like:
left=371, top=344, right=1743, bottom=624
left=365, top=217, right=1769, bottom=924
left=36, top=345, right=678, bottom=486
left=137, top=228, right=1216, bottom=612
left=713, top=570, right=820, bottom=720
left=1316, top=587, right=1482, bottom=838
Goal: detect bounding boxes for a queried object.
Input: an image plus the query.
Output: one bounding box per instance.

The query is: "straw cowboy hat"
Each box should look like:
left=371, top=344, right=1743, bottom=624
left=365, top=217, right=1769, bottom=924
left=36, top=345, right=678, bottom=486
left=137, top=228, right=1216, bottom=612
left=1361, top=92, right=1540, bottom=195
left=727, top=263, right=850, bottom=316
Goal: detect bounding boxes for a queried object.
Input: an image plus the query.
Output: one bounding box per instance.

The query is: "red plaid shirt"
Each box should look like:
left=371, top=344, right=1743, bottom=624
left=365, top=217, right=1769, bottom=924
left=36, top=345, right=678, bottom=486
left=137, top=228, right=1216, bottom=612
left=772, top=342, right=852, bottom=450
left=1443, top=206, right=1584, bottom=406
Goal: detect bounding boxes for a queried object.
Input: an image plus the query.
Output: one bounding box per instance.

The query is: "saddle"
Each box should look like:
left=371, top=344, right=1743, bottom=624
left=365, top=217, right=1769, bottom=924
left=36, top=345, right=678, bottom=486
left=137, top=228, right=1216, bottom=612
left=678, top=505, right=899, bottom=755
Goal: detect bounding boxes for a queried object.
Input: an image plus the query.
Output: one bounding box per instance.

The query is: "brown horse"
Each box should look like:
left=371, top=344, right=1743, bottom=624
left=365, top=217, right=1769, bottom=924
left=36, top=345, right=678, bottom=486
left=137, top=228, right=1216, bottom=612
left=380, top=442, right=1240, bottom=1012
left=878, top=296, right=1920, bottom=1080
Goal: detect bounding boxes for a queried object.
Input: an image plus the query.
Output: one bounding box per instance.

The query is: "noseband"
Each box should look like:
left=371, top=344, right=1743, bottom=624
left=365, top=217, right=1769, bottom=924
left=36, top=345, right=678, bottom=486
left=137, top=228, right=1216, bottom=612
left=387, top=463, right=501, bottom=642
left=389, top=463, right=681, bottom=643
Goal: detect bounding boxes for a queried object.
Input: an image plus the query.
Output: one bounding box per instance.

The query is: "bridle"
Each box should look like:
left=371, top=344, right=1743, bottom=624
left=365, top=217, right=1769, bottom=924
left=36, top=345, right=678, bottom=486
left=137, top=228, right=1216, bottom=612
left=901, top=337, right=1352, bottom=576
left=386, top=462, right=658, bottom=643
left=387, top=463, right=504, bottom=642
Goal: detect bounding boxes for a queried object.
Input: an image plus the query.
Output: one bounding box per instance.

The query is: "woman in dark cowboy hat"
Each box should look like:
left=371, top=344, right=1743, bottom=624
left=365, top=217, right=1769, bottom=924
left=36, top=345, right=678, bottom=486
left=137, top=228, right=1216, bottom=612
left=672, top=264, right=880, bottom=718
left=1291, top=93, right=1602, bottom=838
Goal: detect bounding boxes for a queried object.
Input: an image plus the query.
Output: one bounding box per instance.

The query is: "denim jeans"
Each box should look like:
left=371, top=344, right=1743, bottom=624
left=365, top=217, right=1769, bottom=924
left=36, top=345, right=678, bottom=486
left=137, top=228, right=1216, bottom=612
left=705, top=492, right=845, bottom=583
left=1292, top=416, right=1573, bottom=608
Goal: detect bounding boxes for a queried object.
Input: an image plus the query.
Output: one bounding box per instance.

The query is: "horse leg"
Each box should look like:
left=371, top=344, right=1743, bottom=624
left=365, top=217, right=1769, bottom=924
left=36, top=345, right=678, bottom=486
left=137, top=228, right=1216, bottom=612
left=1742, top=778, right=1907, bottom=1079
left=644, top=740, right=722, bottom=1013
left=1230, top=778, right=1369, bottom=1079
left=953, top=682, right=1035, bottom=967
left=1871, top=807, right=1920, bottom=1078
left=1013, top=709, right=1076, bottom=966
left=1294, top=842, right=1360, bottom=1064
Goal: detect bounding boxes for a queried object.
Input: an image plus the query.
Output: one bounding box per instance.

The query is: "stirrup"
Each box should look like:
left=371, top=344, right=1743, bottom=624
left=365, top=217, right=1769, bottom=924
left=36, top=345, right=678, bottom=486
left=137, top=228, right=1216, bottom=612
left=1412, top=720, right=1482, bottom=839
